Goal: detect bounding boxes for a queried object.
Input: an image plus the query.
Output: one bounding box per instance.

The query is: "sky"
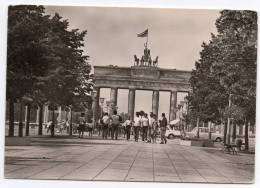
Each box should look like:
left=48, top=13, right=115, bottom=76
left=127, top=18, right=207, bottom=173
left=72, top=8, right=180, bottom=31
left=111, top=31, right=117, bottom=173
left=45, top=6, right=220, bottom=119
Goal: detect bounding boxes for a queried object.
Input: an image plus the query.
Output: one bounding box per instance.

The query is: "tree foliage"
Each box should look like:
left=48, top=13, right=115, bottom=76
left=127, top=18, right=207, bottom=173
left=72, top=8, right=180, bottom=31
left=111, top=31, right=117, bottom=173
left=188, top=10, right=257, bottom=126
left=7, top=5, right=93, bottom=136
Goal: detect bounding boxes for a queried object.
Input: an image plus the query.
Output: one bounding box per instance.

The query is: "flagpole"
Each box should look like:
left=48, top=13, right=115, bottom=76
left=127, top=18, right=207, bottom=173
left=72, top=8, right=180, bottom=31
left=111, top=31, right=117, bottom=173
left=146, top=30, right=148, bottom=49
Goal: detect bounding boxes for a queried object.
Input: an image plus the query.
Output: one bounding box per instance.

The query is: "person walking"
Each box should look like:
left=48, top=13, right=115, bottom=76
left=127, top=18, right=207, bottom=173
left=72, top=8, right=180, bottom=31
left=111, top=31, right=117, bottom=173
left=78, top=113, right=86, bottom=138
left=148, top=113, right=154, bottom=143
left=46, top=120, right=53, bottom=134
left=97, top=118, right=103, bottom=136
left=111, top=110, right=120, bottom=140
left=142, top=113, right=149, bottom=142
left=151, top=114, right=158, bottom=143
left=133, top=112, right=141, bottom=142
left=124, top=117, right=132, bottom=140
left=102, top=113, right=110, bottom=139
left=160, top=113, right=167, bottom=144
left=88, top=120, right=94, bottom=137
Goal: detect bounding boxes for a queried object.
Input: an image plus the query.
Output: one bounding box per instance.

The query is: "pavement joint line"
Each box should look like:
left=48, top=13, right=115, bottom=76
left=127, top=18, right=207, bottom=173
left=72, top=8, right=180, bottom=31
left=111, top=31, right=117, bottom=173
left=4, top=166, right=28, bottom=175
left=178, top=149, right=208, bottom=183
left=91, top=145, right=128, bottom=180
left=4, top=138, right=255, bottom=182
left=163, top=145, right=181, bottom=182
left=59, top=146, right=115, bottom=179
left=23, top=148, right=91, bottom=178
left=123, top=143, right=141, bottom=181
left=193, top=149, right=233, bottom=182
left=5, top=147, right=74, bottom=177
left=179, top=146, right=233, bottom=183
left=22, top=143, right=103, bottom=178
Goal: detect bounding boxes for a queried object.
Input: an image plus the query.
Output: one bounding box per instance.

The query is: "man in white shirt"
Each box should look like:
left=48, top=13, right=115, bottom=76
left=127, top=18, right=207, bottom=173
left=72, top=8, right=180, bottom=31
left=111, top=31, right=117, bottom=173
left=142, top=113, right=149, bottom=141
left=148, top=113, right=155, bottom=143
left=111, top=110, right=120, bottom=140
left=124, top=117, right=132, bottom=140
left=133, top=112, right=141, bottom=142
left=102, top=113, right=110, bottom=139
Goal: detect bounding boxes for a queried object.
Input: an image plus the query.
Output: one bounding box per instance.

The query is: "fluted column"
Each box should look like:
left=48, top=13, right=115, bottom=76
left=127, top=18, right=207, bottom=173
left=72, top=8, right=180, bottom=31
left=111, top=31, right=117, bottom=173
left=43, top=104, right=49, bottom=124
left=152, top=90, right=159, bottom=119
left=169, top=91, right=177, bottom=121
left=110, top=88, right=118, bottom=106
left=128, top=89, right=135, bottom=121
left=57, top=106, right=62, bottom=123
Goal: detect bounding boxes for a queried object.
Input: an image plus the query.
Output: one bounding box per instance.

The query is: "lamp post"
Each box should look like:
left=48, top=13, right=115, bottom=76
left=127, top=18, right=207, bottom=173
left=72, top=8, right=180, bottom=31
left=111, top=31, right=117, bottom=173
left=92, top=90, right=97, bottom=130
left=68, top=105, right=73, bottom=136
left=178, top=104, right=183, bottom=131
left=100, top=97, right=105, bottom=118
left=226, top=93, right=232, bottom=145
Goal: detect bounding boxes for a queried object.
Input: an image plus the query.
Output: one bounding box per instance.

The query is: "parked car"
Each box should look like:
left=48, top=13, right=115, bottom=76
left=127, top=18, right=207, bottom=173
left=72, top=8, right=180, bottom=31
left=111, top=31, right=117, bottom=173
left=184, top=127, right=223, bottom=142
left=165, top=126, right=181, bottom=139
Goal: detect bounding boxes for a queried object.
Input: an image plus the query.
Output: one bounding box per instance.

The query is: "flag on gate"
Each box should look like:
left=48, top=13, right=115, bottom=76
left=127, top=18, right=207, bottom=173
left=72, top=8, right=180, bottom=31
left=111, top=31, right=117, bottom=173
left=137, top=29, right=148, bottom=37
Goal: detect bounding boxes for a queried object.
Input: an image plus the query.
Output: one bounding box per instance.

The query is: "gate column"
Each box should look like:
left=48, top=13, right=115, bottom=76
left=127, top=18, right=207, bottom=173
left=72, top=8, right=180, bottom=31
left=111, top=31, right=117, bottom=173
left=110, top=88, right=118, bottom=106
left=152, top=90, right=159, bottom=119
left=169, top=91, right=177, bottom=121
left=128, top=89, right=135, bottom=121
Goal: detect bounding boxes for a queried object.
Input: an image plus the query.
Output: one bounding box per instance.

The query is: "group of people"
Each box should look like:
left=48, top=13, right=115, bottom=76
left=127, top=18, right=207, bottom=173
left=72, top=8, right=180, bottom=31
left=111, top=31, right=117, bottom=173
left=99, top=111, right=168, bottom=144
left=44, top=110, right=168, bottom=144
left=77, top=112, right=94, bottom=138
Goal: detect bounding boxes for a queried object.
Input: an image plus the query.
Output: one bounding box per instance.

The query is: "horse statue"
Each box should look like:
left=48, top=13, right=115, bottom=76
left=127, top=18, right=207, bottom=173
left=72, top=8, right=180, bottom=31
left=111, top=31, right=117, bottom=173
left=153, top=56, right=159, bottom=67
left=134, top=54, right=139, bottom=66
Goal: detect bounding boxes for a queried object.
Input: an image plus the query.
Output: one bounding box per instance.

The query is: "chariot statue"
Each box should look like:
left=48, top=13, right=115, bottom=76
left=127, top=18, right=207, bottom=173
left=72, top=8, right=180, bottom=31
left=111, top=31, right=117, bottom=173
left=134, top=29, right=159, bottom=67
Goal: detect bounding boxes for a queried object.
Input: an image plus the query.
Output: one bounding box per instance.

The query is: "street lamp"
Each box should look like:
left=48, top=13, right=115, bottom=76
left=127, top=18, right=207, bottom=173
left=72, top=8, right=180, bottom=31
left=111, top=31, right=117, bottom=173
left=178, top=104, right=183, bottom=131
left=92, top=90, right=97, bottom=130
left=100, top=97, right=105, bottom=118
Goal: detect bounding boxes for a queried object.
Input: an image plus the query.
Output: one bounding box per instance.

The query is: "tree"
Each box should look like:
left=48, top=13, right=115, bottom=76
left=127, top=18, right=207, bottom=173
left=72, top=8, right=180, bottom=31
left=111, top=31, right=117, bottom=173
left=188, top=10, right=257, bottom=149
left=213, top=10, right=257, bottom=149
left=7, top=6, right=51, bottom=136
left=7, top=5, right=93, bottom=137
left=39, top=13, right=92, bottom=136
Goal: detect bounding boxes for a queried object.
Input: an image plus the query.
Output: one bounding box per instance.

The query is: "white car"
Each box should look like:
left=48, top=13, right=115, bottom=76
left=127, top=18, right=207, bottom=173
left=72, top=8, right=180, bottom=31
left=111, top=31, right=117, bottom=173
left=184, top=127, right=223, bottom=142
left=165, top=126, right=181, bottom=139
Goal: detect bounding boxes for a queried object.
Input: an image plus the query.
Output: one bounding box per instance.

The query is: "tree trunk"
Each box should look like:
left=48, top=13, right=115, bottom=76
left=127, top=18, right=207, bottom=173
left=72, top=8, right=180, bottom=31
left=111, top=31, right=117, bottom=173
left=18, top=102, right=24, bottom=137
left=226, top=117, right=231, bottom=145
left=238, top=124, right=243, bottom=136
left=232, top=122, right=236, bottom=142
left=208, top=121, right=212, bottom=140
left=51, top=109, right=55, bottom=137
left=196, top=117, right=200, bottom=138
left=38, top=104, right=44, bottom=135
left=25, top=105, right=31, bottom=136
left=70, top=108, right=73, bottom=136
left=8, top=98, right=15, bottom=137
left=245, top=121, right=249, bottom=151
left=223, top=121, right=227, bottom=145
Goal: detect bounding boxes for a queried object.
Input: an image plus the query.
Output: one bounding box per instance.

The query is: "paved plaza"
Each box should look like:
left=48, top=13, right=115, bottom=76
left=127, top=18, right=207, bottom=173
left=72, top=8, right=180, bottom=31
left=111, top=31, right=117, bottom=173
left=5, top=136, right=254, bottom=183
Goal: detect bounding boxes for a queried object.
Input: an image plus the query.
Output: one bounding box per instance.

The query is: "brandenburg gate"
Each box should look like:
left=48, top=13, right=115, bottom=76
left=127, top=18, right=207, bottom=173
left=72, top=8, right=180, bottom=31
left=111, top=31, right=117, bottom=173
left=93, top=64, right=191, bottom=121
left=93, top=32, right=191, bottom=121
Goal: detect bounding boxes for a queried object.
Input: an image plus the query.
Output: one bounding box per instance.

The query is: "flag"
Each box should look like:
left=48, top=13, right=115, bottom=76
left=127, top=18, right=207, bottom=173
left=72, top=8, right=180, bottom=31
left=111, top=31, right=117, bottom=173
left=137, top=29, right=148, bottom=37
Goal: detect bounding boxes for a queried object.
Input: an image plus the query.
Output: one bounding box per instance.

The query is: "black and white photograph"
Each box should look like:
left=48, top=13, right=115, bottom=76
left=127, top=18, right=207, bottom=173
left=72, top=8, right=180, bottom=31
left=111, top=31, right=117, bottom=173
left=1, top=1, right=258, bottom=186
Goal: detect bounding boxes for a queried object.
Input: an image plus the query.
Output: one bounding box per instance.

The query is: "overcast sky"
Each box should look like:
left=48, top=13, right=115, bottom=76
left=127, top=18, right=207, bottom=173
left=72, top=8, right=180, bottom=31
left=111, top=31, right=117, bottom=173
left=45, top=6, right=220, bottom=119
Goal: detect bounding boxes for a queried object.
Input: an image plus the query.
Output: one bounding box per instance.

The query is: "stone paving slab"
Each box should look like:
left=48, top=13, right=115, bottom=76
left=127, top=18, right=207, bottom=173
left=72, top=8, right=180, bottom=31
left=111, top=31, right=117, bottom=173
left=4, top=136, right=255, bottom=183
